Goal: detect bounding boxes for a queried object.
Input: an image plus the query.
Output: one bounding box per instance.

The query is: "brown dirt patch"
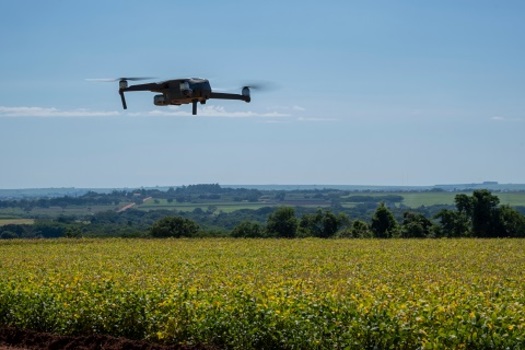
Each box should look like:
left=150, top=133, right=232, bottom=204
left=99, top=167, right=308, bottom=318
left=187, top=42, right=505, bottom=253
left=0, top=326, right=217, bottom=350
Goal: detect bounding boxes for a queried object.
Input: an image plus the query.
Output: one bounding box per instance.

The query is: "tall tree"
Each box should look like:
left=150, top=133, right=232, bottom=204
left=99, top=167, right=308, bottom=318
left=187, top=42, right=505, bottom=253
left=266, top=207, right=298, bottom=238
left=370, top=203, right=398, bottom=238
left=350, top=220, right=372, bottom=238
left=434, top=209, right=470, bottom=237
left=298, top=212, right=320, bottom=237
left=150, top=216, right=199, bottom=238
left=400, top=211, right=433, bottom=238
left=320, top=210, right=340, bottom=238
left=231, top=221, right=264, bottom=238
left=439, top=190, right=525, bottom=238
left=455, top=194, right=474, bottom=217
left=494, top=205, right=525, bottom=237
left=470, top=190, right=500, bottom=237
left=298, top=209, right=341, bottom=238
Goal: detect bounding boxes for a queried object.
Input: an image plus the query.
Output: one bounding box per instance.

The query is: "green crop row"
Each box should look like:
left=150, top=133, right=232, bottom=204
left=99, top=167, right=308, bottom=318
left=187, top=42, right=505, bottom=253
left=1, top=238, right=524, bottom=349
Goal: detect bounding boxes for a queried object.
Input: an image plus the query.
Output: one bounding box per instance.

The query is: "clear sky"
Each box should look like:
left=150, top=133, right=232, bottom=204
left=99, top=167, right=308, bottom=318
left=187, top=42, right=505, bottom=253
left=0, top=0, right=524, bottom=189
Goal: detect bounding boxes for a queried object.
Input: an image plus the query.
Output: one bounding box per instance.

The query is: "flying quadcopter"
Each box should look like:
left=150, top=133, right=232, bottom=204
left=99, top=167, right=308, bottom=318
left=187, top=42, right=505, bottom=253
left=91, top=77, right=256, bottom=115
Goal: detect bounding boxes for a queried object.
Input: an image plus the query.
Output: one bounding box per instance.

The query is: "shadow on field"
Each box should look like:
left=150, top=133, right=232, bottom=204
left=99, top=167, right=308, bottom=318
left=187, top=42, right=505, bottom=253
left=0, top=326, right=217, bottom=350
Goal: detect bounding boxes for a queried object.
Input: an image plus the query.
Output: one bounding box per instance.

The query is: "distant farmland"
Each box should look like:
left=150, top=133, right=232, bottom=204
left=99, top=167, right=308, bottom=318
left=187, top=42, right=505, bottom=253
left=346, top=191, right=525, bottom=208
left=0, top=218, right=35, bottom=226
left=134, top=191, right=525, bottom=212
left=1, top=189, right=525, bottom=221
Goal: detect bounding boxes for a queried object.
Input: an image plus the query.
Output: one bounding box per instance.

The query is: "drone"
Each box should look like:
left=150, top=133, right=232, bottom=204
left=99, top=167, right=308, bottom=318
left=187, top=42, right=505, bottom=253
left=91, top=77, right=253, bottom=115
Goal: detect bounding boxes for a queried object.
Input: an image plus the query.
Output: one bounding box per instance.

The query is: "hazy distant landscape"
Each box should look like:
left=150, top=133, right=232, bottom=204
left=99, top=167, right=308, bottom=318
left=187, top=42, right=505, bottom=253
left=2, top=181, right=525, bottom=200
left=1, top=182, right=525, bottom=240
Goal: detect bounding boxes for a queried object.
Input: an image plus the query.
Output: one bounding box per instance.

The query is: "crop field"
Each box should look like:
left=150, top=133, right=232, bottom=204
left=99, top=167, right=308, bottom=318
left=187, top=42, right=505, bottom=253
left=138, top=198, right=269, bottom=213
left=135, top=192, right=525, bottom=213
left=0, top=204, right=121, bottom=220
left=342, top=192, right=525, bottom=208
left=1, top=239, right=524, bottom=349
left=0, top=218, right=34, bottom=226
left=398, top=192, right=525, bottom=208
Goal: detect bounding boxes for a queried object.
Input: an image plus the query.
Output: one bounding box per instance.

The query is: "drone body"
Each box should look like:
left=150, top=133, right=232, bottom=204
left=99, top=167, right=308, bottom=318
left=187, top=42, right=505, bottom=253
left=117, top=78, right=251, bottom=115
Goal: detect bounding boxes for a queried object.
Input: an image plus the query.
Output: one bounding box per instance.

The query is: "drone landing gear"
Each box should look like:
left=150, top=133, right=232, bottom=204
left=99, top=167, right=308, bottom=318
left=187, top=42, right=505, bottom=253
left=192, top=100, right=198, bottom=115
left=119, top=91, right=127, bottom=109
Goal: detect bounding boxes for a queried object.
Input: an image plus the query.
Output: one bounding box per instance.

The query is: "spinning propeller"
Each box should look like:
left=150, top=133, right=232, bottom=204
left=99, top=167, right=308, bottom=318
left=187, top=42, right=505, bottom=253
left=87, top=78, right=154, bottom=109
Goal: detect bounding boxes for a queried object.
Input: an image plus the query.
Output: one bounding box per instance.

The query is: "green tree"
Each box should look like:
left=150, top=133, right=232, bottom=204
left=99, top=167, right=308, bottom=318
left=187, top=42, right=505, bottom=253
left=434, top=209, right=470, bottom=237
left=0, top=230, right=18, bottom=239
left=370, top=202, right=398, bottom=238
left=455, top=194, right=474, bottom=217
left=352, top=219, right=372, bottom=238
left=400, top=211, right=433, bottom=238
left=298, top=212, right=319, bottom=237
left=298, top=209, right=341, bottom=238
left=65, top=227, right=82, bottom=238
left=149, top=216, right=199, bottom=238
left=494, top=205, right=525, bottom=237
left=231, top=221, right=264, bottom=238
left=471, top=190, right=500, bottom=237
left=436, top=190, right=525, bottom=238
left=338, top=219, right=372, bottom=238
left=266, top=207, right=297, bottom=238
left=319, top=210, right=340, bottom=238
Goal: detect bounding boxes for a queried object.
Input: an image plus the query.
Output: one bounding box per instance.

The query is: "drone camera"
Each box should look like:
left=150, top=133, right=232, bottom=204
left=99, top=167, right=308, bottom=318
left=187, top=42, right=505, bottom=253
left=154, top=94, right=169, bottom=106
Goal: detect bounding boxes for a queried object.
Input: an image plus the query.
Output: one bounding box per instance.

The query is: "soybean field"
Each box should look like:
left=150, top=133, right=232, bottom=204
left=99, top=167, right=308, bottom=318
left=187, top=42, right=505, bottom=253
left=1, top=239, right=524, bottom=349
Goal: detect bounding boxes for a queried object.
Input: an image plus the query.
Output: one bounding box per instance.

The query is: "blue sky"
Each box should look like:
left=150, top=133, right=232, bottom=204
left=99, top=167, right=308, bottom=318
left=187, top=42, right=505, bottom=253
left=1, top=0, right=524, bottom=188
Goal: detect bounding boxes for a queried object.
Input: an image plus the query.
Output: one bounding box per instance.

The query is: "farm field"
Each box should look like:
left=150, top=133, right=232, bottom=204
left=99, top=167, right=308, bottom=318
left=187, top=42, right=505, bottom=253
left=1, top=239, right=524, bottom=349
left=341, top=191, right=525, bottom=208
left=0, top=219, right=34, bottom=226
left=133, top=192, right=525, bottom=212
left=2, top=191, right=525, bottom=225
left=0, top=204, right=122, bottom=220
left=137, top=198, right=270, bottom=213
left=397, top=191, right=525, bottom=208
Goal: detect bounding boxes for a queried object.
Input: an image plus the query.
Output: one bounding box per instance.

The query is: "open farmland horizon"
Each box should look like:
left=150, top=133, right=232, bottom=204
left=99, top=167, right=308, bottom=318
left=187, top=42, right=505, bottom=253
left=1, top=181, right=525, bottom=199
left=3, top=183, right=525, bottom=239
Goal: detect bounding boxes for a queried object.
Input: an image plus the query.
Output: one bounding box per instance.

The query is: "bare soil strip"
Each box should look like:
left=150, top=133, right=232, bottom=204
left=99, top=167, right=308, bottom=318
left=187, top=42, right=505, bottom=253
left=0, top=326, right=216, bottom=350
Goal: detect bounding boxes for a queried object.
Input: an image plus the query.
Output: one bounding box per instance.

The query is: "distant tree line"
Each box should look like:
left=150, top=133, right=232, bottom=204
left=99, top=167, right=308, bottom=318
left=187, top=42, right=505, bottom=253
left=224, top=190, right=525, bottom=239
left=0, top=185, right=264, bottom=210
left=1, top=189, right=525, bottom=239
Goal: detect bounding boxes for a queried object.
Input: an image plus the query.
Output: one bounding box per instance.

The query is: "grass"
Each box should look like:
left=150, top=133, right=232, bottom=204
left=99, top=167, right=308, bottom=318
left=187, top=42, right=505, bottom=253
left=344, top=192, right=525, bottom=208
left=137, top=192, right=496, bottom=213
left=137, top=198, right=271, bottom=213
left=0, top=218, right=35, bottom=226
left=0, top=204, right=122, bottom=220
left=1, top=238, right=524, bottom=349
left=398, top=192, right=459, bottom=207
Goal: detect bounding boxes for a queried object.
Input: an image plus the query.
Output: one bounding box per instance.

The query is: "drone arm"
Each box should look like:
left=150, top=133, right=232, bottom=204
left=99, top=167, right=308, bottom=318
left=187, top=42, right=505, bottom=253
left=209, top=92, right=250, bottom=103
left=122, top=83, right=161, bottom=92
left=118, top=82, right=160, bottom=110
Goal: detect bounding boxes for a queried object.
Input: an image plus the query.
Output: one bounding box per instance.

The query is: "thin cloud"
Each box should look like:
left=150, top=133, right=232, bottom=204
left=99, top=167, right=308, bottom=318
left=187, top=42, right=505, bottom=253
left=0, top=106, right=120, bottom=118
left=0, top=105, right=294, bottom=119
left=271, top=105, right=307, bottom=112
left=491, top=116, right=522, bottom=122
left=297, top=116, right=339, bottom=122
left=128, top=105, right=290, bottom=118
